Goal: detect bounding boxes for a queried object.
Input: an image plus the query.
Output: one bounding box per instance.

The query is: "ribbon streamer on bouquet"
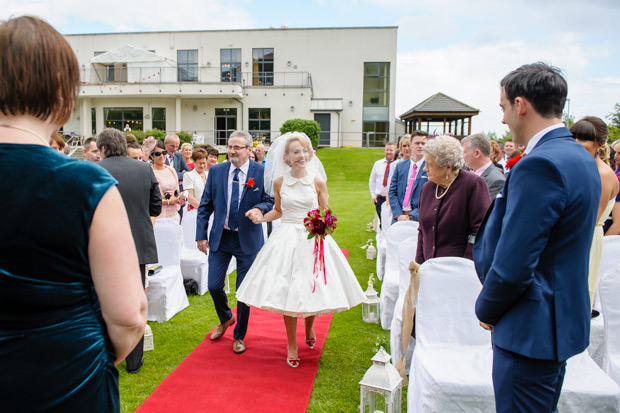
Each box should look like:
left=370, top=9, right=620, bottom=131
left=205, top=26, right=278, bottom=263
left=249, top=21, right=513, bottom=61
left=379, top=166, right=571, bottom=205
left=312, top=235, right=327, bottom=293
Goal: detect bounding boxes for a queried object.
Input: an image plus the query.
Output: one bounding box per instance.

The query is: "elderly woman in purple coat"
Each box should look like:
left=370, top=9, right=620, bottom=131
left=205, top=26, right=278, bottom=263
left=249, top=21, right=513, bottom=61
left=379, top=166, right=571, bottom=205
left=416, top=135, right=491, bottom=264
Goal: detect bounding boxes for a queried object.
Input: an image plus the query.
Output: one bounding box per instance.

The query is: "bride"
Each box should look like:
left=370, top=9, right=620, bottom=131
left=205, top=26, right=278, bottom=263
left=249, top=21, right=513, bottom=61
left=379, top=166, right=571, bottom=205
left=238, top=132, right=365, bottom=368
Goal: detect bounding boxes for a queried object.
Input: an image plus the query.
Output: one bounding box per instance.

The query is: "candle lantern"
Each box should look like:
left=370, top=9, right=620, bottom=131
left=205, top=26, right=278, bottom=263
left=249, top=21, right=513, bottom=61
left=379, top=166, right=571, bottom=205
left=359, top=347, right=403, bottom=413
left=362, top=274, right=380, bottom=324
left=366, top=239, right=377, bottom=260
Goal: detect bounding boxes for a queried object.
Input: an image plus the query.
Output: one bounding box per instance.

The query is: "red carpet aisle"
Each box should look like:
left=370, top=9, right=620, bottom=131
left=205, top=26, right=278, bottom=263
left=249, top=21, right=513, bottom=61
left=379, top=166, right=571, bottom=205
left=137, top=310, right=333, bottom=413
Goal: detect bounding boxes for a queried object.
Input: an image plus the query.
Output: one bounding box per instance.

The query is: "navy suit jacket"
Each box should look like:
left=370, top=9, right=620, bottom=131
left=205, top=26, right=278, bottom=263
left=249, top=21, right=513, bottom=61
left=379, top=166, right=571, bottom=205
left=195, top=160, right=274, bottom=255
left=474, top=127, right=600, bottom=361
left=165, top=152, right=190, bottom=182
left=388, top=159, right=428, bottom=222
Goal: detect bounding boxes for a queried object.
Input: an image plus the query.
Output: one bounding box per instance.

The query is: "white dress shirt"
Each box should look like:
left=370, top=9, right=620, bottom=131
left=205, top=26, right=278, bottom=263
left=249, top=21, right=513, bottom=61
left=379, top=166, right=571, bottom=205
left=225, top=160, right=249, bottom=230
left=369, top=158, right=399, bottom=198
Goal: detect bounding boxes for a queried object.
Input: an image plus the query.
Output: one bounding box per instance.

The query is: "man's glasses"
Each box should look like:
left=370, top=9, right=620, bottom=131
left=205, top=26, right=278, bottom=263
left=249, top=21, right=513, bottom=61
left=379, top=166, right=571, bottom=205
left=227, top=145, right=247, bottom=151
left=153, top=151, right=167, bottom=157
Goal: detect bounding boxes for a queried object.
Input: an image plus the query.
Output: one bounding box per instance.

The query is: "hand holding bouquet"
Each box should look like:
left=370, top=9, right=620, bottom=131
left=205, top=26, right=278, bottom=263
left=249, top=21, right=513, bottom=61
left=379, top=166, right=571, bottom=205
left=303, top=209, right=337, bottom=292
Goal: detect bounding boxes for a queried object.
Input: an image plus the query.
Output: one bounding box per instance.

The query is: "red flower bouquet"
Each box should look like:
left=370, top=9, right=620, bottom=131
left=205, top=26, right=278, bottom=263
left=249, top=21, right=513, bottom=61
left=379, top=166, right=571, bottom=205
left=303, top=209, right=337, bottom=292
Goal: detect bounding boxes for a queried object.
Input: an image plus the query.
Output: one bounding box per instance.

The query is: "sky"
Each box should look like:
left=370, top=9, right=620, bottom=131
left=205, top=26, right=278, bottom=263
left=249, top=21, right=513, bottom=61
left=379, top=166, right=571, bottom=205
left=2, top=0, right=619, bottom=137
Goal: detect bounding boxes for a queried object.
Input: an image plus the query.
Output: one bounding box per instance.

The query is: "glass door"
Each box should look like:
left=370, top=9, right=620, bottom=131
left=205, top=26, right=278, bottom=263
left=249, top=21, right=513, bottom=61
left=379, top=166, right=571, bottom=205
left=215, top=108, right=237, bottom=146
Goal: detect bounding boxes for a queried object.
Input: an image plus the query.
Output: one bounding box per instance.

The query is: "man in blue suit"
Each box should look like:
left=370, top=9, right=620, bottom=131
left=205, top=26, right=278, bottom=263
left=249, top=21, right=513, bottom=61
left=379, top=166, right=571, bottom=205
left=196, top=130, right=273, bottom=354
left=164, top=133, right=191, bottom=182
left=474, top=63, right=600, bottom=412
left=389, top=131, right=428, bottom=222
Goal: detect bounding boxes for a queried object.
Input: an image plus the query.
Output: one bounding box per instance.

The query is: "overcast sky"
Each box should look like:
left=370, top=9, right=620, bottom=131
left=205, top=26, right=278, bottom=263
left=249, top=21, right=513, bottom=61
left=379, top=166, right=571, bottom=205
left=2, top=0, right=619, bottom=136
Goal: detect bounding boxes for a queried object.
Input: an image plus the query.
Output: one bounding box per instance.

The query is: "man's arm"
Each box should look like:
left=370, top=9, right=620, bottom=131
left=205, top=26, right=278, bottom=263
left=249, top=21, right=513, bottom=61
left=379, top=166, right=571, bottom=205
left=475, top=157, right=565, bottom=325
left=388, top=165, right=405, bottom=218
left=148, top=168, right=162, bottom=217
left=369, top=161, right=378, bottom=202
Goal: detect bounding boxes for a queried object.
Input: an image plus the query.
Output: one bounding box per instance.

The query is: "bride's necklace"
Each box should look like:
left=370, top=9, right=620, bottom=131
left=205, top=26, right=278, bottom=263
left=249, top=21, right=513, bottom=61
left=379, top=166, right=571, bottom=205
left=0, top=123, right=50, bottom=146
left=435, top=173, right=458, bottom=200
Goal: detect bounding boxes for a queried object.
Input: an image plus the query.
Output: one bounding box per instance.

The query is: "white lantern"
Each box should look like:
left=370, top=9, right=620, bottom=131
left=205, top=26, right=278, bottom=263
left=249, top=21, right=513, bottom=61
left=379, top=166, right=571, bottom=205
left=366, top=239, right=377, bottom=260
left=362, top=274, right=380, bottom=324
left=359, top=347, right=403, bottom=413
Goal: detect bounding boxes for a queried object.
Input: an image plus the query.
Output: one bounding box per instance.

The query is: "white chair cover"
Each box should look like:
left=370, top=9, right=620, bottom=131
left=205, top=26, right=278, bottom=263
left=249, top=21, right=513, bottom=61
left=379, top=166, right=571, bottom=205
left=179, top=207, right=208, bottom=295
left=147, top=219, right=189, bottom=322
left=408, top=257, right=494, bottom=413
left=380, top=221, right=418, bottom=329
left=593, top=235, right=620, bottom=312
left=390, top=235, right=418, bottom=373
left=599, top=264, right=620, bottom=386
left=376, top=202, right=393, bottom=281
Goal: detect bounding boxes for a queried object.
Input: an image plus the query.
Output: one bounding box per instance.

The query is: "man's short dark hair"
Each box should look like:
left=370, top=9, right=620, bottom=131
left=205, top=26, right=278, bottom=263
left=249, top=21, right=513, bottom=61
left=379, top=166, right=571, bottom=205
left=412, top=130, right=429, bottom=138
left=127, top=141, right=141, bottom=150
left=97, top=128, right=128, bottom=158
left=83, top=137, right=97, bottom=148
left=500, top=62, right=567, bottom=118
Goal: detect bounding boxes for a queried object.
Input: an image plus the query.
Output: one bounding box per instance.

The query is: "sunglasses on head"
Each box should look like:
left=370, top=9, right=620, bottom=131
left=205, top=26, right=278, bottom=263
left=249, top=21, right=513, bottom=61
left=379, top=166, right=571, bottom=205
left=153, top=150, right=167, bottom=157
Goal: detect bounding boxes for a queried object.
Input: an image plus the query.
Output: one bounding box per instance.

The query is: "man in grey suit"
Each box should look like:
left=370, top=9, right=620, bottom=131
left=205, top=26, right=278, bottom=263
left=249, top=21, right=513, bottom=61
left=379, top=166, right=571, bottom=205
left=462, top=133, right=506, bottom=200
left=97, top=128, right=162, bottom=373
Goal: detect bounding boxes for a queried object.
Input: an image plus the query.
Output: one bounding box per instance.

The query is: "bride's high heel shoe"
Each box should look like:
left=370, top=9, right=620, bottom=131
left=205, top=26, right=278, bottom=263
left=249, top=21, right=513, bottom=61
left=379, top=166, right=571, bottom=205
left=286, top=346, right=300, bottom=368
left=305, top=337, right=316, bottom=349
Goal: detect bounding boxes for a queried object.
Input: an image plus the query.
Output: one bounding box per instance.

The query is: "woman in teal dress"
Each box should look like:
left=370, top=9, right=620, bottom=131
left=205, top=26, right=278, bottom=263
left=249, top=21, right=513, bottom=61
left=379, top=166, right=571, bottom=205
left=0, top=16, right=147, bottom=412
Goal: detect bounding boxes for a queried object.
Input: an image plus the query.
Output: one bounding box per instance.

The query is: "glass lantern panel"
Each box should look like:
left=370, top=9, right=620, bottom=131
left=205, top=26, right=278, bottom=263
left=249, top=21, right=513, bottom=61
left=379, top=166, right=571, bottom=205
left=362, top=388, right=388, bottom=413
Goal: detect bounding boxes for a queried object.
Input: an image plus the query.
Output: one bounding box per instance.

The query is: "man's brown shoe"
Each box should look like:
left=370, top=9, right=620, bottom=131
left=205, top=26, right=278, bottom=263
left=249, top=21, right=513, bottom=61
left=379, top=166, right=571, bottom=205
left=209, top=315, right=236, bottom=341
left=233, top=339, right=246, bottom=354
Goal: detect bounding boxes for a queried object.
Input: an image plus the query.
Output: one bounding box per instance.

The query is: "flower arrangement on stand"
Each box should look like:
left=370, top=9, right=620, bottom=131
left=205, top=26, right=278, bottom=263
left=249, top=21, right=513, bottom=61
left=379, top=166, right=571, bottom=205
left=304, top=208, right=337, bottom=292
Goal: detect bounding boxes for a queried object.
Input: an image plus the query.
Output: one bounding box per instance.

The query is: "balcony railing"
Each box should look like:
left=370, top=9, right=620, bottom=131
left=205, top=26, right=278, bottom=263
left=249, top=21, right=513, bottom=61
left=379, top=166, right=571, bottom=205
left=79, top=66, right=311, bottom=88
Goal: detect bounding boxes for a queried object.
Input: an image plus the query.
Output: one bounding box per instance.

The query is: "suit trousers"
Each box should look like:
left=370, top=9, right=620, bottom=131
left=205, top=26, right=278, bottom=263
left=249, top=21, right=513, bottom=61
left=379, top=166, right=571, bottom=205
left=375, top=195, right=386, bottom=229
left=492, top=344, right=566, bottom=413
left=125, top=264, right=146, bottom=371
left=208, top=229, right=256, bottom=340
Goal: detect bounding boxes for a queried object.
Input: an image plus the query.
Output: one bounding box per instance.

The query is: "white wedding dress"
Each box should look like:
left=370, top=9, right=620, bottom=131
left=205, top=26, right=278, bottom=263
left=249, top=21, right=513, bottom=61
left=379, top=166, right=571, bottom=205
left=237, top=172, right=365, bottom=317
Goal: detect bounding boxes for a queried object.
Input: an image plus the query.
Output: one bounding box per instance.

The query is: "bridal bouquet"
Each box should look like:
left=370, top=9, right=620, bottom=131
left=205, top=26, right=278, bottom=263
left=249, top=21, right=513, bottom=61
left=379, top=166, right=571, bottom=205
left=304, top=209, right=337, bottom=292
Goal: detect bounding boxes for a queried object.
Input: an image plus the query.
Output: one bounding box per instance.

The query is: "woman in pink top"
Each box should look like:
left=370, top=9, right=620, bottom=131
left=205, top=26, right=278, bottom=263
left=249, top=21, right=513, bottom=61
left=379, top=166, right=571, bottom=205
left=151, top=141, right=181, bottom=222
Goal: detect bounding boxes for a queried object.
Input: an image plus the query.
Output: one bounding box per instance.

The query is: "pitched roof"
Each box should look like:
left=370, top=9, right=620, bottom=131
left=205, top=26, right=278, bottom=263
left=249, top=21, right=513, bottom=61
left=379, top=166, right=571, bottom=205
left=400, top=92, right=479, bottom=118
left=91, top=45, right=167, bottom=64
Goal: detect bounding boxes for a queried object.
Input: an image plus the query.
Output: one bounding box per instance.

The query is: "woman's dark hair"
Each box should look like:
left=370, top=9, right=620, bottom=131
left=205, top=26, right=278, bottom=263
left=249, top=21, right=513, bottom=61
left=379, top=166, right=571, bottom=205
left=0, top=16, right=80, bottom=125
left=150, top=140, right=166, bottom=158
left=570, top=116, right=609, bottom=145
left=191, top=148, right=207, bottom=161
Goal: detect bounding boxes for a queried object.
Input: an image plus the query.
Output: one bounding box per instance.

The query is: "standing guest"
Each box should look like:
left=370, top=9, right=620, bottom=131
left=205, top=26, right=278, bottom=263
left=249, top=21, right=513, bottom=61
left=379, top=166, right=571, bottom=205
left=369, top=142, right=398, bottom=228
left=255, top=143, right=267, bottom=165
left=570, top=117, right=619, bottom=307
left=125, top=134, right=137, bottom=144
left=474, top=63, right=600, bottom=413
left=127, top=142, right=144, bottom=161
left=206, top=147, right=219, bottom=170
left=97, top=128, right=161, bottom=374
left=123, top=123, right=131, bottom=132
left=82, top=136, right=101, bottom=162
left=416, top=135, right=490, bottom=264
left=238, top=132, right=365, bottom=368
left=142, top=136, right=157, bottom=160
left=165, top=134, right=190, bottom=182
left=196, top=131, right=273, bottom=355
left=612, top=140, right=620, bottom=181
left=0, top=16, right=146, bottom=411
left=498, top=139, right=516, bottom=171
left=181, top=142, right=194, bottom=170
left=184, top=148, right=209, bottom=211
left=462, top=133, right=506, bottom=200
left=49, top=132, right=65, bottom=153
left=151, top=141, right=182, bottom=222
left=398, top=134, right=412, bottom=161
left=249, top=150, right=257, bottom=161
left=489, top=140, right=505, bottom=172
left=389, top=131, right=428, bottom=222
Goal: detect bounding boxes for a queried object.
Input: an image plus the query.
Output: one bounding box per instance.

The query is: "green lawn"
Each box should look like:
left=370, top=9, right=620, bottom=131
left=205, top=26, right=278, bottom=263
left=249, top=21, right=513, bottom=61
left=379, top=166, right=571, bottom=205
left=120, top=147, right=399, bottom=412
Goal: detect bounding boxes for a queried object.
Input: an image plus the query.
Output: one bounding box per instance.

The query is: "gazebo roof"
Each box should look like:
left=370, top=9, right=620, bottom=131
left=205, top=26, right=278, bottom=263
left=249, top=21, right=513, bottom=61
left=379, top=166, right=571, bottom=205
left=400, top=92, right=479, bottom=118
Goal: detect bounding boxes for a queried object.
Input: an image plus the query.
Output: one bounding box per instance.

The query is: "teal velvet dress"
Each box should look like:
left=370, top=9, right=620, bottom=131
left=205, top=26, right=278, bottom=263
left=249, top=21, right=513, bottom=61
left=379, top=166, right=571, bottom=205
left=0, top=144, right=120, bottom=412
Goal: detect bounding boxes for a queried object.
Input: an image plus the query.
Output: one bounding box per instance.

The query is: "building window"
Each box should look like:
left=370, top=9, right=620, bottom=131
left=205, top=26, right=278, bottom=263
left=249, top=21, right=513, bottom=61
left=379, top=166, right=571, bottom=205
left=363, top=121, right=389, bottom=148
left=221, top=49, right=241, bottom=82
left=91, top=108, right=96, bottom=135
left=252, top=48, right=274, bottom=86
left=363, top=62, right=390, bottom=107
left=104, top=107, right=144, bottom=131
left=248, top=108, right=271, bottom=142
left=152, top=108, right=166, bottom=131
left=178, top=49, right=198, bottom=82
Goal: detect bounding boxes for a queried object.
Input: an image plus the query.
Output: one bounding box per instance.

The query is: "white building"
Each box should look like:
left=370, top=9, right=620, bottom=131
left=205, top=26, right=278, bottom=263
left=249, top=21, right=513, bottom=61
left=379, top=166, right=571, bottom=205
left=64, top=26, right=397, bottom=147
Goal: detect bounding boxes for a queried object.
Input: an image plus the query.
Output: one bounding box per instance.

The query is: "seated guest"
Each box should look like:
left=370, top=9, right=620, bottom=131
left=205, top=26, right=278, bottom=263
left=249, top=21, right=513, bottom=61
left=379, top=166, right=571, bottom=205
left=183, top=148, right=208, bottom=211
left=570, top=116, right=619, bottom=307
left=389, top=131, right=428, bottom=222
left=151, top=140, right=182, bottom=222
left=181, top=142, right=194, bottom=170
left=416, top=135, right=491, bottom=264
left=462, top=133, right=506, bottom=200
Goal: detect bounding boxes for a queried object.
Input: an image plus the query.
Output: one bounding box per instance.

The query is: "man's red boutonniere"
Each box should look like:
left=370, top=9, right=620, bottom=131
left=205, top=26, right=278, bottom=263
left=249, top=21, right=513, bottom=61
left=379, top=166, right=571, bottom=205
left=245, top=177, right=255, bottom=188
left=505, top=154, right=522, bottom=171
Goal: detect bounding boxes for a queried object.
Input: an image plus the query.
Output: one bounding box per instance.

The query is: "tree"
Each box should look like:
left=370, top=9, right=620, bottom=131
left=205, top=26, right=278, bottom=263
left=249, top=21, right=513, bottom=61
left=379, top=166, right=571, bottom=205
left=562, top=112, right=575, bottom=128
left=501, top=130, right=513, bottom=143
left=279, top=119, right=321, bottom=148
left=607, top=103, right=620, bottom=129
left=487, top=131, right=498, bottom=141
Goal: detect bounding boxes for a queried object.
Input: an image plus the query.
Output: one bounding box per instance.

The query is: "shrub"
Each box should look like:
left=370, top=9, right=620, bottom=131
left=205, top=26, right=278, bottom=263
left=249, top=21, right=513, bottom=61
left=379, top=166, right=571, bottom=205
left=143, top=128, right=167, bottom=143
left=280, top=119, right=321, bottom=148
left=177, top=131, right=193, bottom=144
left=125, top=130, right=145, bottom=143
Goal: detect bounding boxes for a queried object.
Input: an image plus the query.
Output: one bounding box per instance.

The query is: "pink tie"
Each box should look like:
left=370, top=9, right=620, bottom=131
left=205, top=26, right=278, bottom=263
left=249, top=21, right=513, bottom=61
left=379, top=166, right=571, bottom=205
left=403, top=163, right=417, bottom=207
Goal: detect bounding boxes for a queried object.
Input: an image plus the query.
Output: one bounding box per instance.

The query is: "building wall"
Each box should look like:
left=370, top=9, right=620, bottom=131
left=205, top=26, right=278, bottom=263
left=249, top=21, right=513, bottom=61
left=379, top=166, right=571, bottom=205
left=65, top=27, right=398, bottom=147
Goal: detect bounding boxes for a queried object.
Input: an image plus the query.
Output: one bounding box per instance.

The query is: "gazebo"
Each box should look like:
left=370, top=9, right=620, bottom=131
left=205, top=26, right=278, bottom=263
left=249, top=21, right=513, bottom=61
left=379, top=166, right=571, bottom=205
left=400, top=93, right=479, bottom=139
